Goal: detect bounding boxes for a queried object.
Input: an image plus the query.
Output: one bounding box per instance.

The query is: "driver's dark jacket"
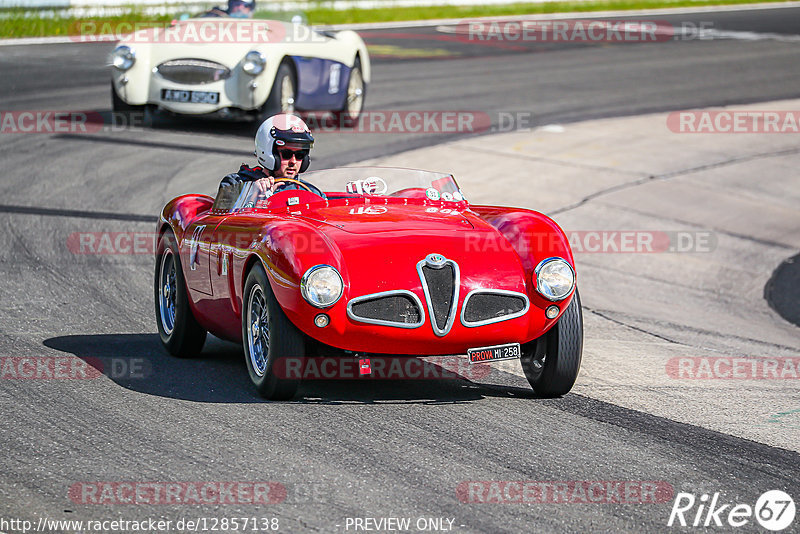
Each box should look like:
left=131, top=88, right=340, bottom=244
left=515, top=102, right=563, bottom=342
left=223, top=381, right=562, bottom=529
left=220, top=163, right=267, bottom=187
left=219, top=163, right=324, bottom=196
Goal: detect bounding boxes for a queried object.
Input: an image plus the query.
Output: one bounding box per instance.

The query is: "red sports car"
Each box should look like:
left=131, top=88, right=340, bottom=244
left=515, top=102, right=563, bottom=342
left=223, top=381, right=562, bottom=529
left=155, top=167, right=582, bottom=399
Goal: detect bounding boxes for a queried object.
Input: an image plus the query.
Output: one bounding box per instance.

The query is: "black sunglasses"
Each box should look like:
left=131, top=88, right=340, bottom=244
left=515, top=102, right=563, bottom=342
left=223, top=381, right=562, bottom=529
left=278, top=148, right=308, bottom=160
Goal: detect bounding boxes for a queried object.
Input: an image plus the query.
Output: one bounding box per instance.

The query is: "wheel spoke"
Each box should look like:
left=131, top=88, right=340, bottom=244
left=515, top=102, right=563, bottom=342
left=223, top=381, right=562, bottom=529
left=247, top=284, right=270, bottom=376
left=281, top=76, right=295, bottom=113
left=159, top=251, right=177, bottom=335
left=346, top=69, right=364, bottom=116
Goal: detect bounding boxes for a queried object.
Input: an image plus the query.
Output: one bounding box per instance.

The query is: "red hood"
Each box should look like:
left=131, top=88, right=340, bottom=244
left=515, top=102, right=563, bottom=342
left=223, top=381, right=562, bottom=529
left=298, top=203, right=475, bottom=234
left=295, top=204, right=529, bottom=296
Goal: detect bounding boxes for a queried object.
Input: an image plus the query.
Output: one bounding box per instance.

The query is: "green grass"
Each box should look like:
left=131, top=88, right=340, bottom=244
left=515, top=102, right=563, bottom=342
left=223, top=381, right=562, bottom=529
left=0, top=11, right=175, bottom=39
left=0, top=0, right=794, bottom=39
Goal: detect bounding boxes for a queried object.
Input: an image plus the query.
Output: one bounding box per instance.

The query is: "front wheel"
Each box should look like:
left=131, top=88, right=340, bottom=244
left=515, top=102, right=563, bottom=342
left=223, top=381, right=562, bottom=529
left=521, top=289, right=583, bottom=397
left=111, top=80, right=145, bottom=114
left=260, top=62, right=296, bottom=120
left=154, top=231, right=207, bottom=357
left=242, top=262, right=304, bottom=400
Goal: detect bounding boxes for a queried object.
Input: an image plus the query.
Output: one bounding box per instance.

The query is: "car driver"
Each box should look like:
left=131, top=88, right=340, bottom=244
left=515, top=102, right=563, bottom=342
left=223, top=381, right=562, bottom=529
left=219, top=113, right=318, bottom=196
left=202, top=0, right=255, bottom=18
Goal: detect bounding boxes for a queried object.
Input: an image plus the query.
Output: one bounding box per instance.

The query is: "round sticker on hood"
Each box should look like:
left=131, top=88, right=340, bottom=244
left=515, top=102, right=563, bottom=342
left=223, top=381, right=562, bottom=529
left=425, top=188, right=440, bottom=201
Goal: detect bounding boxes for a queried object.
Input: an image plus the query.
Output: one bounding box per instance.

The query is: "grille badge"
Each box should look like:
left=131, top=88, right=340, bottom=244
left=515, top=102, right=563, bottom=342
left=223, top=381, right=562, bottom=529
left=425, top=253, right=447, bottom=269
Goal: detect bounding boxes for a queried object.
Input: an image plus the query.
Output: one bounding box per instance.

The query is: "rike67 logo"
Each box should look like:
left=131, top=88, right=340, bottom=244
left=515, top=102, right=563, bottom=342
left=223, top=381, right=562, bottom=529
left=668, top=490, right=795, bottom=531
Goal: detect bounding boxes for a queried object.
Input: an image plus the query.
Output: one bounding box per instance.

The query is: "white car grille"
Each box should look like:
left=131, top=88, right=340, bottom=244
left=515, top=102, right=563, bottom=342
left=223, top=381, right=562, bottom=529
left=155, top=59, right=231, bottom=85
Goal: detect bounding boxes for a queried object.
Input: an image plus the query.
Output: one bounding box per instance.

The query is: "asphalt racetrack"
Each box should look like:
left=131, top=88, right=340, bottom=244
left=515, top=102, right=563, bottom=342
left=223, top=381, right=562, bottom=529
left=0, top=4, right=799, bottom=533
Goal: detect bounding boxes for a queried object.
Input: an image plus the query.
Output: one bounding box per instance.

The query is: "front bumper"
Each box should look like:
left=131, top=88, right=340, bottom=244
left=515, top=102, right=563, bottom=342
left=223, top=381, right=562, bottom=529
left=280, top=284, right=572, bottom=355
left=113, top=71, right=261, bottom=115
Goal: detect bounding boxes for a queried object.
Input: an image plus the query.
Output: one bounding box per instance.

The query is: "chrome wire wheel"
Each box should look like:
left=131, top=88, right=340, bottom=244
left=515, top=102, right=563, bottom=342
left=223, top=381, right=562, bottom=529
left=247, top=283, right=270, bottom=377
left=280, top=75, right=295, bottom=113
left=344, top=67, right=364, bottom=120
left=158, top=248, right=177, bottom=335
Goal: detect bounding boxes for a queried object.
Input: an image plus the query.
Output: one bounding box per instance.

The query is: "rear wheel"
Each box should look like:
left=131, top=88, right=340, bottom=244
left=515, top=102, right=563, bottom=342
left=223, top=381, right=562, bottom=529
left=155, top=231, right=207, bottom=357
left=334, top=56, right=365, bottom=123
left=521, top=289, right=583, bottom=397
left=242, top=262, right=304, bottom=400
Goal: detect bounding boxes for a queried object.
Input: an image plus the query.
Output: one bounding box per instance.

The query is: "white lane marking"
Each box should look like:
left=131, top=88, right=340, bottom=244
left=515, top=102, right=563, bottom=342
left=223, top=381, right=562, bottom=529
left=319, top=1, right=800, bottom=30
left=3, top=1, right=800, bottom=45
left=0, top=36, right=78, bottom=46
left=698, top=28, right=800, bottom=41
left=436, top=21, right=800, bottom=44
left=436, top=19, right=678, bottom=38
left=539, top=124, right=565, bottom=133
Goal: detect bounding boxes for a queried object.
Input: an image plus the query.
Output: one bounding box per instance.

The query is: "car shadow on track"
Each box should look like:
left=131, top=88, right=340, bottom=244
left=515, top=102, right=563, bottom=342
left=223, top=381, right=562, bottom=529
left=42, top=333, right=537, bottom=404
left=90, top=109, right=258, bottom=138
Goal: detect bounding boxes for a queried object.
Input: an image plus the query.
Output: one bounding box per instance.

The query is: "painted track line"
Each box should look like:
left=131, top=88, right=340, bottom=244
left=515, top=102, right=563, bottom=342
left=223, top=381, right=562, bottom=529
left=2, top=1, right=800, bottom=46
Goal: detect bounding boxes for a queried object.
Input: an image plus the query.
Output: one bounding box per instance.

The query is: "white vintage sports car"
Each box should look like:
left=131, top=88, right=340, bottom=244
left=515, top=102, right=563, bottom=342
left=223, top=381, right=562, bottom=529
left=110, top=17, right=369, bottom=121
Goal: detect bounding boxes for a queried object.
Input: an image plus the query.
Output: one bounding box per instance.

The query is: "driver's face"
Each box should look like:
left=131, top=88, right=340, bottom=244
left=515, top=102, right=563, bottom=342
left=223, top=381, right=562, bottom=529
left=228, top=2, right=253, bottom=16
left=275, top=148, right=306, bottom=178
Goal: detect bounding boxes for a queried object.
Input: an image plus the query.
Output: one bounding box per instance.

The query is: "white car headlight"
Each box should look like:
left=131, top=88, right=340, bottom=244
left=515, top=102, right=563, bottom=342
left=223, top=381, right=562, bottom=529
left=535, top=258, right=575, bottom=301
left=301, top=265, right=343, bottom=308
left=242, top=51, right=266, bottom=76
left=112, top=45, right=135, bottom=71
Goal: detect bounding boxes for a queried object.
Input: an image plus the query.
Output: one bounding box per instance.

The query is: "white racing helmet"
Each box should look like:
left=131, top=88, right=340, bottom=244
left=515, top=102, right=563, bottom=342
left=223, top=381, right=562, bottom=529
left=254, top=114, right=314, bottom=174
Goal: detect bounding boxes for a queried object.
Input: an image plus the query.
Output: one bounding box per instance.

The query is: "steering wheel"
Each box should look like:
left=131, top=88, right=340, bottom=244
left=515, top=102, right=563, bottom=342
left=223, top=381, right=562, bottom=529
left=273, top=178, right=315, bottom=194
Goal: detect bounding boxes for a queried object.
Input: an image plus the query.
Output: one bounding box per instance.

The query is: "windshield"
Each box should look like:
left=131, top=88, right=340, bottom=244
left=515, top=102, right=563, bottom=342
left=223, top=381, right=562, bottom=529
left=304, top=167, right=466, bottom=201
left=212, top=167, right=469, bottom=213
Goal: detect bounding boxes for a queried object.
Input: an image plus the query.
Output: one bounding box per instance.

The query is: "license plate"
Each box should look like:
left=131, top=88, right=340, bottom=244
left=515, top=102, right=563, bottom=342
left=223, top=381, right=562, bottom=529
left=161, top=89, right=219, bottom=104
left=468, top=342, right=521, bottom=364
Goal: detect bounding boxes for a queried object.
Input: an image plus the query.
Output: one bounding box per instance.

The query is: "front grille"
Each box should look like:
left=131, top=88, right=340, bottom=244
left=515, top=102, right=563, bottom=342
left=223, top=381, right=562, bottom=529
left=463, top=292, right=527, bottom=325
left=156, top=59, right=230, bottom=85
left=421, top=264, right=456, bottom=332
left=347, top=291, right=424, bottom=328
left=351, top=295, right=420, bottom=324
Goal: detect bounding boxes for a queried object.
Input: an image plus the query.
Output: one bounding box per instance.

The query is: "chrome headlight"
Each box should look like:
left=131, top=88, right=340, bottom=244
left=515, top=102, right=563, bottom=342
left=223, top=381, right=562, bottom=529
left=242, top=51, right=266, bottom=76
left=301, top=265, right=343, bottom=308
left=111, top=45, right=135, bottom=71
left=534, top=258, right=575, bottom=301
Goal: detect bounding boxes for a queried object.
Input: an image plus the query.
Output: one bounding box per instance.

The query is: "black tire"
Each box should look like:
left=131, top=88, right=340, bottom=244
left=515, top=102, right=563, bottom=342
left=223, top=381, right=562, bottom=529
left=155, top=231, right=207, bottom=357
left=260, top=61, right=296, bottom=119
left=521, top=288, right=583, bottom=397
left=111, top=80, right=145, bottom=114
left=242, top=262, right=304, bottom=400
left=333, top=56, right=366, bottom=124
